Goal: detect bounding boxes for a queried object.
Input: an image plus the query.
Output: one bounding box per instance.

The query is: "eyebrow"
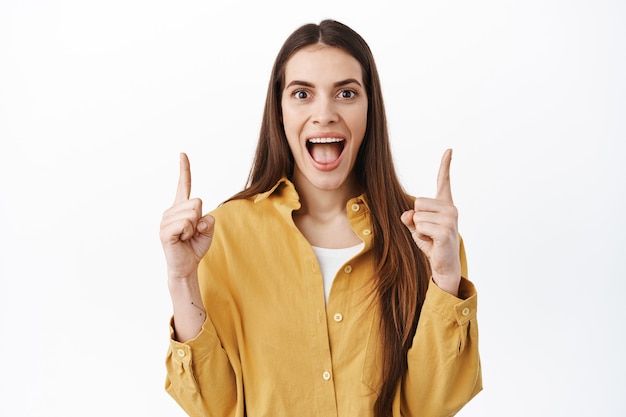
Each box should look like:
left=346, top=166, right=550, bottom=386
left=285, top=78, right=363, bottom=89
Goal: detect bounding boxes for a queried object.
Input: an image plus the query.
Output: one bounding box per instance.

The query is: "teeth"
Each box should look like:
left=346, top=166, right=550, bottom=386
left=308, top=138, right=344, bottom=144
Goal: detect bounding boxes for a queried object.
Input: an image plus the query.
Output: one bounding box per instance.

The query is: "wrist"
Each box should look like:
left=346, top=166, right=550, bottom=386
left=168, top=272, right=200, bottom=294
left=432, top=273, right=461, bottom=297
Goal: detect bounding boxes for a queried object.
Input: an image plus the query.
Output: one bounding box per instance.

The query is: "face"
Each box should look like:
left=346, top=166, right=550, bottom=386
left=281, top=45, right=368, bottom=192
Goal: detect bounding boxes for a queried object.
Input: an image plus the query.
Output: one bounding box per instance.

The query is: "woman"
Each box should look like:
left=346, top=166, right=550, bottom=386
left=160, top=19, right=481, bottom=417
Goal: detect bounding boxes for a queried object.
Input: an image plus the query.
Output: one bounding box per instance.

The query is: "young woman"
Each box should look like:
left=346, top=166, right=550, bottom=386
left=160, top=20, right=481, bottom=417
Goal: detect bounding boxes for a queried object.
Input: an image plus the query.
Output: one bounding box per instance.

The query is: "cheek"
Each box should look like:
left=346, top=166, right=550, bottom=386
left=282, top=117, right=297, bottom=146
left=281, top=112, right=300, bottom=152
left=281, top=105, right=298, bottom=134
left=346, top=106, right=368, bottom=139
left=282, top=106, right=309, bottom=148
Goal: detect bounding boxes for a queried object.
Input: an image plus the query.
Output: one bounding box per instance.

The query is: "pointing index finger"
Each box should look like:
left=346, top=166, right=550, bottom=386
left=175, top=152, right=192, bottom=203
left=436, top=148, right=454, bottom=202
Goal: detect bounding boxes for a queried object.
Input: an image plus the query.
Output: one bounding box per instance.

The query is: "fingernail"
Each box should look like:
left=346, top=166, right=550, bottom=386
left=197, top=221, right=207, bottom=231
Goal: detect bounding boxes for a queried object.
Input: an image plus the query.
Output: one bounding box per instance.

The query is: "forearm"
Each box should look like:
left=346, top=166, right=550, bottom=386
left=168, top=273, right=206, bottom=342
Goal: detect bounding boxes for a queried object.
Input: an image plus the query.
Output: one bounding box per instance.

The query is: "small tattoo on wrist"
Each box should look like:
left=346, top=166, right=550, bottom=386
left=190, top=301, right=206, bottom=317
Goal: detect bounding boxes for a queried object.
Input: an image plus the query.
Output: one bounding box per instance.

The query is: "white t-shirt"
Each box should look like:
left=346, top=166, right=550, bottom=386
left=311, top=242, right=364, bottom=303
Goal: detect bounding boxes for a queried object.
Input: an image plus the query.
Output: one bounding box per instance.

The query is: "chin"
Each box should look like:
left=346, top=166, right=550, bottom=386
left=307, top=171, right=352, bottom=191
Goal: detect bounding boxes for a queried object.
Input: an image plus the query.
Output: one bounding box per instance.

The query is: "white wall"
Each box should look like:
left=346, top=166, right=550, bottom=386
left=1, top=0, right=624, bottom=415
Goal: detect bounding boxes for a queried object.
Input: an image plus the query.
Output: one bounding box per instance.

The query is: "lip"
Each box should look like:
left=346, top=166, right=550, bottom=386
left=305, top=132, right=346, bottom=172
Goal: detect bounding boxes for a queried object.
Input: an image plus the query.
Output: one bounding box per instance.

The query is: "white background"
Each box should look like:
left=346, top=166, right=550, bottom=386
left=1, top=0, right=624, bottom=416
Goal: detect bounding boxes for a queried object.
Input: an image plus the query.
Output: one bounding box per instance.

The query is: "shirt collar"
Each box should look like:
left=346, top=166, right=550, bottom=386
left=252, top=177, right=372, bottom=250
left=253, top=177, right=295, bottom=204
left=253, top=177, right=368, bottom=207
left=254, top=177, right=369, bottom=218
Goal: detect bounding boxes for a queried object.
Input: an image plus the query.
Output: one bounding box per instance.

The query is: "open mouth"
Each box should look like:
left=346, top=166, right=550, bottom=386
left=306, top=138, right=345, bottom=164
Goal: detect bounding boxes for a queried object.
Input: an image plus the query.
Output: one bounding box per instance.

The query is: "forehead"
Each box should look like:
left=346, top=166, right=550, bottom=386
left=284, top=45, right=363, bottom=84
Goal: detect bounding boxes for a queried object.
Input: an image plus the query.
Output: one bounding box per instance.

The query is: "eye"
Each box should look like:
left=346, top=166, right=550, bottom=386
left=293, top=89, right=311, bottom=100
left=338, top=89, right=357, bottom=99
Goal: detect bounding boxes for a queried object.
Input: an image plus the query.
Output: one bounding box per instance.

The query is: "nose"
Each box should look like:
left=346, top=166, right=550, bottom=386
left=312, top=97, right=339, bottom=125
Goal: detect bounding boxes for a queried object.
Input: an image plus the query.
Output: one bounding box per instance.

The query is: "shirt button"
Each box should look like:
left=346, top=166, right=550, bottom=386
left=344, top=265, right=352, bottom=274
left=351, top=203, right=360, bottom=212
left=322, top=371, right=331, bottom=381
left=333, top=313, right=343, bottom=322
left=176, top=349, right=185, bottom=357
left=362, top=229, right=371, bottom=236
left=461, top=307, right=470, bottom=317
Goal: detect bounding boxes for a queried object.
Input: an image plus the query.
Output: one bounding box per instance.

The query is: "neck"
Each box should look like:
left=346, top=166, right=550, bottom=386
left=292, top=173, right=360, bottom=220
left=290, top=169, right=363, bottom=248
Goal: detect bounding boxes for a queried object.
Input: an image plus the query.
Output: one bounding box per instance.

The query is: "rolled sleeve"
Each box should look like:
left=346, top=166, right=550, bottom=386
left=165, top=318, right=239, bottom=417
left=168, top=318, right=221, bottom=365
left=422, top=277, right=477, bottom=325
left=166, top=318, right=219, bottom=395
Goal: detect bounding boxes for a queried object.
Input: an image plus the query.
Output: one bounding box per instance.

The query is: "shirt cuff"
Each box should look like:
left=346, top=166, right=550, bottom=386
left=168, top=317, right=219, bottom=364
left=422, top=277, right=477, bottom=325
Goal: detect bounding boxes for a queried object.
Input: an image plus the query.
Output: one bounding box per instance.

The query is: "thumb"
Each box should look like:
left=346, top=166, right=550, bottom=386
left=192, top=215, right=215, bottom=258
left=401, top=210, right=416, bottom=234
left=196, top=215, right=215, bottom=236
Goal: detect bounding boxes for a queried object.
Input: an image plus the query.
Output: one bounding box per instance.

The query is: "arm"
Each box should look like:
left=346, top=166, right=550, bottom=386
left=160, top=153, right=240, bottom=416
left=160, top=153, right=214, bottom=342
left=399, top=150, right=482, bottom=414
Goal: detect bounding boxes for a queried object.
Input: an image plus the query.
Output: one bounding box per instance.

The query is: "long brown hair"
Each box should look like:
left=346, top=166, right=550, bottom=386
left=230, top=20, right=431, bottom=417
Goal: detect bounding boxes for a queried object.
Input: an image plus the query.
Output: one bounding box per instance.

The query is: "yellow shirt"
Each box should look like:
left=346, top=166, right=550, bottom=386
left=165, top=178, right=482, bottom=417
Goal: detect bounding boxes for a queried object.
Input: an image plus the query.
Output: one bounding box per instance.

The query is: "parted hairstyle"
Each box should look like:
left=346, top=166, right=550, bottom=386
left=229, top=19, right=431, bottom=417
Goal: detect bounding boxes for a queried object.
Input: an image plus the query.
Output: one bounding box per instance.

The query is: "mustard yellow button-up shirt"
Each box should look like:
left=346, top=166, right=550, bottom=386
left=166, top=179, right=482, bottom=417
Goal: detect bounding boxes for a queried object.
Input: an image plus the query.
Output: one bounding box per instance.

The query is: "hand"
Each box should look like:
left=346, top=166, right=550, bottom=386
left=159, top=153, right=215, bottom=281
left=401, top=149, right=461, bottom=296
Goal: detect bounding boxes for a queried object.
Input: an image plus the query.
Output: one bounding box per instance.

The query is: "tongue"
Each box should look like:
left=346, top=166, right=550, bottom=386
left=310, top=143, right=342, bottom=164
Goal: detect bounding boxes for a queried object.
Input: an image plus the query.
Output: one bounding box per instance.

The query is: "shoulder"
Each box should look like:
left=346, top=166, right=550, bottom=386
left=209, top=197, right=256, bottom=222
